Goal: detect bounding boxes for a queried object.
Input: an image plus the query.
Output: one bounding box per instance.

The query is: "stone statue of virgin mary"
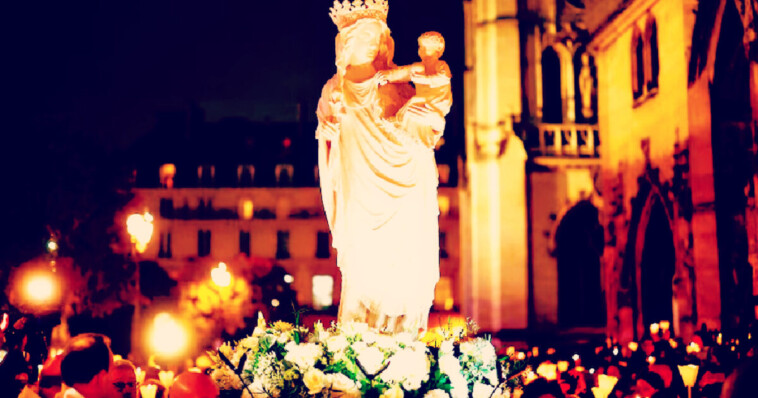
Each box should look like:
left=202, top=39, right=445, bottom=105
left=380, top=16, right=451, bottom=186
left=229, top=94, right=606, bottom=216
left=316, top=0, right=452, bottom=332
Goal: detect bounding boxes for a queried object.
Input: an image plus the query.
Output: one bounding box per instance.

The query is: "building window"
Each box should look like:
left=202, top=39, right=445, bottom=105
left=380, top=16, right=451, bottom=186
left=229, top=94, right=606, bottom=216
left=276, top=164, right=294, bottom=187
left=240, top=199, right=254, bottom=220
left=541, top=46, right=563, bottom=123
left=238, top=165, right=255, bottom=187
left=312, top=275, right=334, bottom=310
left=440, top=232, right=449, bottom=259
left=645, top=18, right=659, bottom=92
left=240, top=230, right=251, bottom=256
left=198, top=230, right=211, bottom=257
left=159, top=164, right=176, bottom=189
left=158, top=232, right=172, bottom=259
left=434, top=276, right=454, bottom=310
left=276, top=230, right=290, bottom=259
left=159, top=198, right=174, bottom=219
left=198, top=165, right=215, bottom=187
left=316, top=231, right=331, bottom=259
left=632, top=28, right=645, bottom=100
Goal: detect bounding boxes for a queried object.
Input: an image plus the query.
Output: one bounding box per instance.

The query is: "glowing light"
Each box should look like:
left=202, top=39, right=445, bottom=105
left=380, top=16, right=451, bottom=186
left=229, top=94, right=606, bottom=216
left=149, top=313, right=188, bottom=358
left=678, top=364, right=699, bottom=387
left=211, top=262, right=232, bottom=288
left=589, top=368, right=595, bottom=374
left=572, top=354, right=580, bottom=361
left=628, top=342, right=638, bottom=351
left=659, top=320, right=670, bottom=331
left=241, top=199, right=254, bottom=220
left=0, top=313, right=8, bottom=331
left=649, top=323, right=660, bottom=335
left=612, top=347, right=619, bottom=356
left=312, top=275, right=334, bottom=310
left=271, top=299, right=280, bottom=307
left=438, top=195, right=451, bottom=217
left=669, top=339, right=678, bottom=349
left=717, top=333, right=722, bottom=345
left=159, top=164, right=176, bottom=188
left=557, top=361, right=569, bottom=372
left=135, top=367, right=146, bottom=384
left=26, top=273, right=56, bottom=304
left=126, top=212, right=154, bottom=253
left=536, top=363, right=557, bottom=380
left=517, top=352, right=526, bottom=360
left=444, top=297, right=454, bottom=311
left=532, top=347, right=539, bottom=357
left=284, top=274, right=294, bottom=284
left=686, top=342, right=701, bottom=354
left=647, top=356, right=656, bottom=365
left=46, top=240, right=58, bottom=253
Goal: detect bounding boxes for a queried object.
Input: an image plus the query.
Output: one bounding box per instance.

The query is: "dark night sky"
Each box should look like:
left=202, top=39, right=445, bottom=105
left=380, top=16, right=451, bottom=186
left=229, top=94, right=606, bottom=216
left=8, top=0, right=464, bottom=151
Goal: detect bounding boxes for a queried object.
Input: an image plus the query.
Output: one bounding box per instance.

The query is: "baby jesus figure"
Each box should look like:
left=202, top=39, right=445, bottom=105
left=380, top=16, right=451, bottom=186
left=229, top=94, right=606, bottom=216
left=377, top=31, right=453, bottom=148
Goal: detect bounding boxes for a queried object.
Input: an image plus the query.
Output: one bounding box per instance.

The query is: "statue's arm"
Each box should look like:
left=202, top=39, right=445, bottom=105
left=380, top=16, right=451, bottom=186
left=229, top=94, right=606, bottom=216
left=316, top=76, right=341, bottom=141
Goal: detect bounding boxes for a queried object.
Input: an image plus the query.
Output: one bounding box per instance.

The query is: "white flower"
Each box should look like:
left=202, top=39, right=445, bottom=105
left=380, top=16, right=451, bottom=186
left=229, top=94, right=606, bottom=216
left=327, top=373, right=361, bottom=398
left=438, top=354, right=467, bottom=398
left=276, top=332, right=291, bottom=345
left=379, top=384, right=404, bottom=398
left=326, top=335, right=349, bottom=353
left=355, top=345, right=385, bottom=375
left=303, top=368, right=327, bottom=394
left=473, top=382, right=495, bottom=398
left=380, top=348, right=430, bottom=390
left=440, top=340, right=454, bottom=355
left=374, top=334, right=398, bottom=351
left=340, top=322, right=369, bottom=338
left=211, top=367, right=243, bottom=390
left=250, top=378, right=280, bottom=398
left=394, top=332, right=414, bottom=347
left=284, top=343, right=323, bottom=370
left=424, top=389, right=450, bottom=398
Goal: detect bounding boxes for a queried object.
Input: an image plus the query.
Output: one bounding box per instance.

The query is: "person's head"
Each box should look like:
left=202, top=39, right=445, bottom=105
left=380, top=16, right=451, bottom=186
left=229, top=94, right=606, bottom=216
left=60, top=333, right=113, bottom=398
left=169, top=371, right=219, bottom=398
left=38, top=354, right=63, bottom=398
left=418, top=31, right=445, bottom=60
left=110, top=359, right=137, bottom=398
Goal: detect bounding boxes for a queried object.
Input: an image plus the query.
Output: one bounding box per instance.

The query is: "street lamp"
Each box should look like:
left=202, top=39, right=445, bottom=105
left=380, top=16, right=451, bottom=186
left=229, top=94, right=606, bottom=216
left=148, top=312, right=188, bottom=359
left=127, top=211, right=154, bottom=365
left=211, top=262, right=232, bottom=288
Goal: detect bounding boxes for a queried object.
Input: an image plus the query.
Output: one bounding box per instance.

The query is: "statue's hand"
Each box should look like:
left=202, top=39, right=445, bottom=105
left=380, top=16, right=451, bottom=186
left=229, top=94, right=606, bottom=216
left=375, top=70, right=389, bottom=86
left=317, top=119, right=340, bottom=141
left=406, top=103, right=446, bottom=132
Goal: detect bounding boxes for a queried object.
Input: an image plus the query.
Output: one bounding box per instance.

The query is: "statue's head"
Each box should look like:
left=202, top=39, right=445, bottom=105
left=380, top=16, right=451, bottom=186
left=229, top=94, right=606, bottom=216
left=418, top=31, right=445, bottom=60
left=330, top=0, right=394, bottom=74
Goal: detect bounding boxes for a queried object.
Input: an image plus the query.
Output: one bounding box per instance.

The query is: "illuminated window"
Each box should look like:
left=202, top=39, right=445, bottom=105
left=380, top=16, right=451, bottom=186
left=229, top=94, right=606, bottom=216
left=240, top=199, right=254, bottom=220
left=159, top=164, right=176, bottom=189
left=276, top=231, right=290, bottom=259
left=434, top=277, right=454, bottom=310
left=312, top=275, right=334, bottom=310
left=316, top=231, right=331, bottom=259
left=438, top=195, right=451, bottom=217
left=239, top=231, right=251, bottom=256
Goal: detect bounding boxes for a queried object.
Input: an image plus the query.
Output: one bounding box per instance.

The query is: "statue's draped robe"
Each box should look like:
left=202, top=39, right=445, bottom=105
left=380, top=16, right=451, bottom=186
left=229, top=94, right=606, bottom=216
left=316, top=75, right=447, bottom=330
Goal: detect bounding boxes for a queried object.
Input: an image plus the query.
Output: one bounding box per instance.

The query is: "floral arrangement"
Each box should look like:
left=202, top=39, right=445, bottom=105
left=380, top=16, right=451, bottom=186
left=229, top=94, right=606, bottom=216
left=209, top=315, right=525, bottom=398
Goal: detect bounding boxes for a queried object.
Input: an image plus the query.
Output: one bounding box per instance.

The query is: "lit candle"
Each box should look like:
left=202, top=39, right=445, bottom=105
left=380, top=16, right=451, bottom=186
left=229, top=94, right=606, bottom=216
left=135, top=367, right=146, bottom=384
left=628, top=342, right=638, bottom=352
left=717, top=333, right=723, bottom=345
left=669, top=339, right=678, bottom=349
left=140, top=385, right=157, bottom=398
left=659, top=320, right=670, bottom=332
left=650, top=323, right=660, bottom=335
left=159, top=370, right=175, bottom=389
left=686, top=342, right=700, bottom=354
left=557, top=361, right=569, bottom=372
left=647, top=356, right=656, bottom=365
left=532, top=347, right=539, bottom=357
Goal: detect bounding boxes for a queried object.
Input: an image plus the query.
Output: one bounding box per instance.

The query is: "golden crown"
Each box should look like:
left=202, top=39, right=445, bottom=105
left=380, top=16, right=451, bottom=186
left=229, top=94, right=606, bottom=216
left=330, top=0, right=389, bottom=31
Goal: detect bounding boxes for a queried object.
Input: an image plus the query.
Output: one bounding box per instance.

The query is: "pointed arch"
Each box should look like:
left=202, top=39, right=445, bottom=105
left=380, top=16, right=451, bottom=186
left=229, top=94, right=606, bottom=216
left=542, top=46, right=563, bottom=123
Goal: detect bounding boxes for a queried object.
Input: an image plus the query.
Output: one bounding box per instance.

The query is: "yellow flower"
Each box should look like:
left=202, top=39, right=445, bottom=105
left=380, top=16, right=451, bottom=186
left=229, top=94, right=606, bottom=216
left=380, top=385, right=404, bottom=398
left=273, top=321, right=294, bottom=332
left=303, top=368, right=327, bottom=395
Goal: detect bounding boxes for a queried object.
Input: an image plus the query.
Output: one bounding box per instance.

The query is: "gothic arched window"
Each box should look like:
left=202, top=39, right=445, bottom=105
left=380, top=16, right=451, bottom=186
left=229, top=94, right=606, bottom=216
left=542, top=46, right=563, bottom=123
left=632, top=27, right=645, bottom=100
left=645, top=17, right=660, bottom=92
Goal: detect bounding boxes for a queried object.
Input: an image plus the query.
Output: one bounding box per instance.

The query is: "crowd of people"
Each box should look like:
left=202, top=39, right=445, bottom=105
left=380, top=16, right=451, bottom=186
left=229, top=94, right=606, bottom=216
left=0, top=314, right=218, bottom=398
left=1, top=310, right=756, bottom=398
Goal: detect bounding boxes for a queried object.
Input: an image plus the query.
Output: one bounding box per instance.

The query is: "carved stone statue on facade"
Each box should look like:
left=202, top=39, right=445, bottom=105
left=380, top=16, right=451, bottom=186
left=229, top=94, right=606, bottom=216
left=316, top=0, right=452, bottom=332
